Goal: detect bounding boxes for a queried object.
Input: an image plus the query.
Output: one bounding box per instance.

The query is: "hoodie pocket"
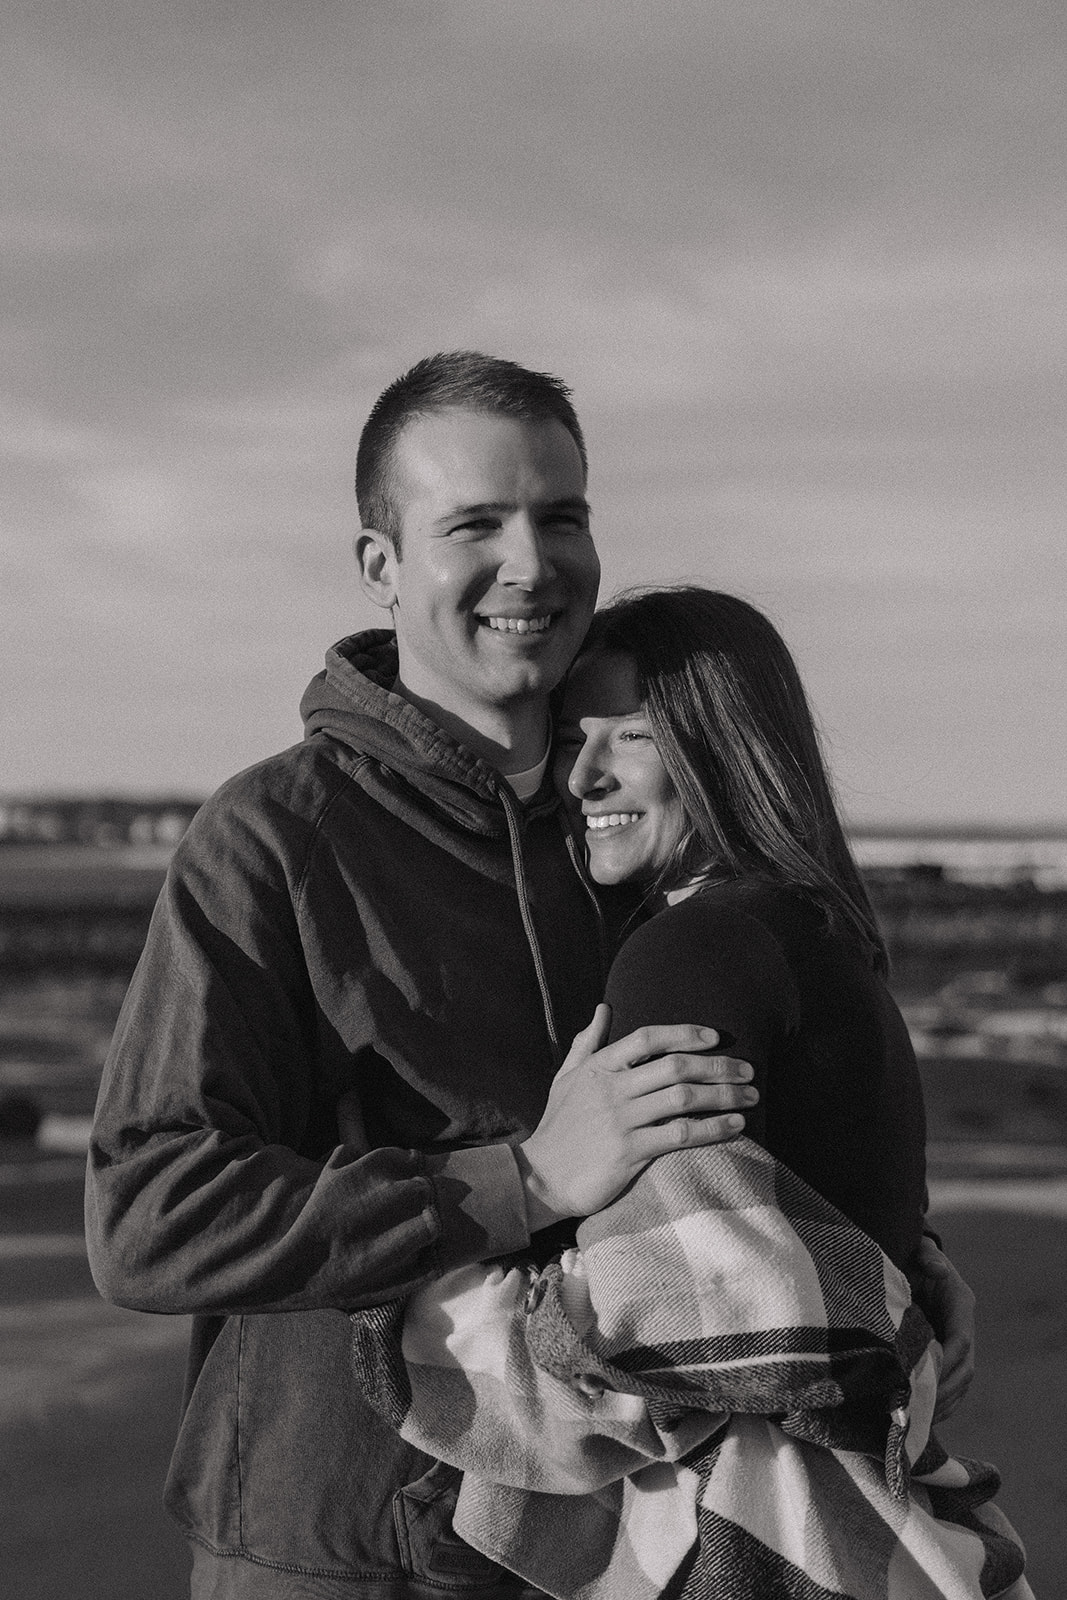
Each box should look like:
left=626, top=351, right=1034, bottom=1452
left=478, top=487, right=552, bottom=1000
left=393, top=1458, right=507, bottom=1588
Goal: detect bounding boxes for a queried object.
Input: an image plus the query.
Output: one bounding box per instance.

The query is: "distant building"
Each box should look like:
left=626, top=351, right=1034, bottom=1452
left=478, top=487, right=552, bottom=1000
left=0, top=797, right=202, bottom=849
left=850, top=830, right=1067, bottom=891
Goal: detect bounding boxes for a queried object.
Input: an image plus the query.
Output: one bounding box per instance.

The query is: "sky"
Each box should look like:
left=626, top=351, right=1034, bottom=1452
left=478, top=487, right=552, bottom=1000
left=3, top=0, right=1064, bottom=825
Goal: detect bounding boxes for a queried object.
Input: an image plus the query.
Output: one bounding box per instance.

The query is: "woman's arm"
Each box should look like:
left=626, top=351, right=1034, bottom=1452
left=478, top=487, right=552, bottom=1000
left=605, top=893, right=975, bottom=1415
left=603, top=893, right=805, bottom=1152
left=352, top=1137, right=939, bottom=1496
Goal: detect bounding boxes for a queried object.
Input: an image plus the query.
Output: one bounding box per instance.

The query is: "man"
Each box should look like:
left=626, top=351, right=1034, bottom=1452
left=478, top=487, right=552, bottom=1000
left=86, top=352, right=758, bottom=1598
left=87, top=352, right=972, bottom=1597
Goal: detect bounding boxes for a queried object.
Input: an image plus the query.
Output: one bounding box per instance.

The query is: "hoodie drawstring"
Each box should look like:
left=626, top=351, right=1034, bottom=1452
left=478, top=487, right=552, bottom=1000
left=500, top=786, right=562, bottom=1066
left=562, top=818, right=611, bottom=988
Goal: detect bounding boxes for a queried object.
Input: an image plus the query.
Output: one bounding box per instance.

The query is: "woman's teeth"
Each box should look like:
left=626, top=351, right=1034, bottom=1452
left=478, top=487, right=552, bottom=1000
left=484, top=615, right=553, bottom=634
left=586, top=813, right=641, bottom=830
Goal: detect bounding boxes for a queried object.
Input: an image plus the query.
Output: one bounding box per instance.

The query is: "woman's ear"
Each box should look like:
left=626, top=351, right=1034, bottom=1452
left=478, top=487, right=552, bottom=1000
left=354, top=529, right=399, bottom=611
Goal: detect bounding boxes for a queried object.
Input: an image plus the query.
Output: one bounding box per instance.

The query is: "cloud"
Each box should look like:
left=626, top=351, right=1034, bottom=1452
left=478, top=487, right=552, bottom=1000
left=2, top=0, right=1064, bottom=817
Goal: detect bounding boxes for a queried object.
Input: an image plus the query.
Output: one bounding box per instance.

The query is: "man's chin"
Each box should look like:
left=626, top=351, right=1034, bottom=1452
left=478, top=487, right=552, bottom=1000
left=482, top=644, right=576, bottom=701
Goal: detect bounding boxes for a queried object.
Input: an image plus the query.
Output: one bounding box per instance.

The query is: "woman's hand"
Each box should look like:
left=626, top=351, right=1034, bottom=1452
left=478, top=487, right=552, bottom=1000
left=516, top=1004, right=757, bottom=1229
left=911, top=1235, right=977, bottom=1422
left=337, top=1090, right=368, bottom=1155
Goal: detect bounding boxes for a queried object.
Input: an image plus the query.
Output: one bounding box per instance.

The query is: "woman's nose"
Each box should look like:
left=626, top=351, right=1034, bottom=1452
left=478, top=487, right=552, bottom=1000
left=567, top=739, right=612, bottom=799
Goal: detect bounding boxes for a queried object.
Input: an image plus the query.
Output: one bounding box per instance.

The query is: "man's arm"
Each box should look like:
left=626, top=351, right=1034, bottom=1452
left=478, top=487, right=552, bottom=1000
left=85, top=796, right=530, bottom=1317
left=910, top=1234, right=977, bottom=1420
left=87, top=796, right=756, bottom=1317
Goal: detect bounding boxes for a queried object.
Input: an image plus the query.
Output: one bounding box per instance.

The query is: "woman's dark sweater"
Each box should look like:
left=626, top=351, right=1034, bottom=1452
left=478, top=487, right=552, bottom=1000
left=604, top=879, right=927, bottom=1271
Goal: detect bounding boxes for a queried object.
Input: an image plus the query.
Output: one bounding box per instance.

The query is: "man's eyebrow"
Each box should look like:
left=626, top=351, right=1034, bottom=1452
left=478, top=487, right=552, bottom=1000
left=543, top=496, right=592, bottom=518
left=543, top=496, right=592, bottom=514
left=433, top=496, right=592, bottom=524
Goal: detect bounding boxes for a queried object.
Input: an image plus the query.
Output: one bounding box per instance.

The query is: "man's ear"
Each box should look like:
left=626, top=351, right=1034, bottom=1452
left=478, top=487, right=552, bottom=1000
left=354, top=529, right=399, bottom=611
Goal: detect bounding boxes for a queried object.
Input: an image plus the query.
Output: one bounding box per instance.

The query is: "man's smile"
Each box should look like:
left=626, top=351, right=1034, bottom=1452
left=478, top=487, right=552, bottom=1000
left=480, top=613, right=557, bottom=635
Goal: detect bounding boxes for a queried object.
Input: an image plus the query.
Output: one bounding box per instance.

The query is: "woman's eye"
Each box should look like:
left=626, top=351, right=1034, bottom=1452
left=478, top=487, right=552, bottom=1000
left=618, top=729, right=651, bottom=742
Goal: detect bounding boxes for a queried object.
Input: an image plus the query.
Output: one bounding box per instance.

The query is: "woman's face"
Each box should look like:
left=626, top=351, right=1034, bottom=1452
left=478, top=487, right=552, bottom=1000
left=555, top=650, right=687, bottom=888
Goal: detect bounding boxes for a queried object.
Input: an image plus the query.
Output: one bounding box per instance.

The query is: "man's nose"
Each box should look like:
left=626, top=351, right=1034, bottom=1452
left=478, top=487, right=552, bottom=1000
left=497, top=516, right=555, bottom=587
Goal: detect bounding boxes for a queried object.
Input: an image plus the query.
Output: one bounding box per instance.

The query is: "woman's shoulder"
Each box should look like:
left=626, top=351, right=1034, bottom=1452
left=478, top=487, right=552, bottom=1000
left=606, top=878, right=804, bottom=1044
left=689, top=877, right=874, bottom=977
left=678, top=876, right=820, bottom=937
left=613, top=878, right=807, bottom=980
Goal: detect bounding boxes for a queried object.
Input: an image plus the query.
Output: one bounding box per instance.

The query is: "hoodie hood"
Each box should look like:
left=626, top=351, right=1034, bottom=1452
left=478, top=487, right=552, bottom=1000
left=300, top=630, right=554, bottom=838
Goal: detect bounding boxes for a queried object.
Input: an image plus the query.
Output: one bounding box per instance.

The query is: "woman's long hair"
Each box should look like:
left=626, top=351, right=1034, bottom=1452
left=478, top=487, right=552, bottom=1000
left=581, top=587, right=888, bottom=974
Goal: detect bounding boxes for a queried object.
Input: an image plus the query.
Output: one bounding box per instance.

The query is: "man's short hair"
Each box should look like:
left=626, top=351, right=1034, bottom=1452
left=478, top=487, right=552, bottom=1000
left=356, top=351, right=588, bottom=554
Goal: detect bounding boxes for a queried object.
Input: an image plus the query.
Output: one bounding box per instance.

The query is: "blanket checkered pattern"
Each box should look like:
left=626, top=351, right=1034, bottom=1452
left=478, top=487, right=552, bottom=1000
left=351, top=1138, right=1028, bottom=1599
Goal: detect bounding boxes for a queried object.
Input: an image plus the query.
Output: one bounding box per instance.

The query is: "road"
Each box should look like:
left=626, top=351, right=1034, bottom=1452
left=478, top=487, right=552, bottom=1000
left=1, top=1152, right=1063, bottom=1598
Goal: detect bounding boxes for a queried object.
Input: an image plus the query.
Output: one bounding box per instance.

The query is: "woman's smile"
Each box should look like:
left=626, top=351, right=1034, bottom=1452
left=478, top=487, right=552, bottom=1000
left=584, top=811, right=642, bottom=830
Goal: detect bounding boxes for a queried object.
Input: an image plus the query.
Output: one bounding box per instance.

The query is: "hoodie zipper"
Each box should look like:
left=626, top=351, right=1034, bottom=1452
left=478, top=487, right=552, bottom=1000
left=499, top=785, right=563, bottom=1066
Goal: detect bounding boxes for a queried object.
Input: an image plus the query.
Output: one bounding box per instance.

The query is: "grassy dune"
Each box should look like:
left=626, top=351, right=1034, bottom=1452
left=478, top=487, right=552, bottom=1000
left=0, top=844, right=171, bottom=909
left=2, top=846, right=1066, bottom=1137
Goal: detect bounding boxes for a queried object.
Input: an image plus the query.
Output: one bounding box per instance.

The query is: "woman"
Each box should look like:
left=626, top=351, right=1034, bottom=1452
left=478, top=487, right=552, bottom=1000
left=352, top=588, right=1031, bottom=1600
left=537, top=586, right=926, bottom=1273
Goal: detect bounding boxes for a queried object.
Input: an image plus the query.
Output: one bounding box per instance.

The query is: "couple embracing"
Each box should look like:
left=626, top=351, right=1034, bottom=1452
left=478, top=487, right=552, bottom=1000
left=87, top=353, right=1030, bottom=1598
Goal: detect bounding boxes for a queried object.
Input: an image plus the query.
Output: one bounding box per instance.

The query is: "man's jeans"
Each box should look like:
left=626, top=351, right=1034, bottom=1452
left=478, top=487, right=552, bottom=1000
left=190, top=1542, right=551, bottom=1599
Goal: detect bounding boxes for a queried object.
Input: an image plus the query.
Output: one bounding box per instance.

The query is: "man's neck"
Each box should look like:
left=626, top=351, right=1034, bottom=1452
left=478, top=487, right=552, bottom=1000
left=392, top=679, right=550, bottom=776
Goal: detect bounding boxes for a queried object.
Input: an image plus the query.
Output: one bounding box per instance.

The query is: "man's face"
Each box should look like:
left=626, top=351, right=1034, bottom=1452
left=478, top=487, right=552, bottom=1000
left=378, top=409, right=600, bottom=725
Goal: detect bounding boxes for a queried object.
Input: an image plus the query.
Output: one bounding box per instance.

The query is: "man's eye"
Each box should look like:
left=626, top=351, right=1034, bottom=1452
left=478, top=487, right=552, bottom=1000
left=443, top=519, right=497, bottom=540
left=618, top=729, right=651, bottom=742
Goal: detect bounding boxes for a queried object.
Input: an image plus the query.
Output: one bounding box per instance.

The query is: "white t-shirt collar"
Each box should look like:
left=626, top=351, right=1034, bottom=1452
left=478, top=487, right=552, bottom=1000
left=501, top=748, right=551, bottom=802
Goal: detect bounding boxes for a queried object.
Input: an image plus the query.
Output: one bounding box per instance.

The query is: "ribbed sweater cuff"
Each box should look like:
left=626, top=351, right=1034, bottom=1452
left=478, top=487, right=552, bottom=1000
left=423, top=1143, right=531, bottom=1270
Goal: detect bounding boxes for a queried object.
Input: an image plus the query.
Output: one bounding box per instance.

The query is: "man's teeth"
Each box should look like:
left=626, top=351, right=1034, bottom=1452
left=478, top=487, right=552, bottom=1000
left=484, top=615, right=553, bottom=634
left=586, top=813, right=641, bottom=831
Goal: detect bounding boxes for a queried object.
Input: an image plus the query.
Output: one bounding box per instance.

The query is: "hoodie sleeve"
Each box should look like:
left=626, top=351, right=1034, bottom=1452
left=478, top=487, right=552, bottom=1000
left=84, top=782, right=531, bottom=1317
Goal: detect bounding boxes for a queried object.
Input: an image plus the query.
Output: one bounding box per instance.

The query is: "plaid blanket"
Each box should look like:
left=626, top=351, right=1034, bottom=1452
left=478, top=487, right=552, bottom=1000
left=351, top=1138, right=1028, bottom=1599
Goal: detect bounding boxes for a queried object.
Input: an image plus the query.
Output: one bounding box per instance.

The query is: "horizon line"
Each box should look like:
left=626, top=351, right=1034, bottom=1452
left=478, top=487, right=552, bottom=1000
left=1, top=792, right=1066, bottom=840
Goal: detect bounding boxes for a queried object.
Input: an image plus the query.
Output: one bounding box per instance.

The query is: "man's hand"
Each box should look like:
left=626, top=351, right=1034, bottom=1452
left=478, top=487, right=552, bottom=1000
left=516, top=1004, right=757, bottom=1229
left=911, top=1234, right=977, bottom=1422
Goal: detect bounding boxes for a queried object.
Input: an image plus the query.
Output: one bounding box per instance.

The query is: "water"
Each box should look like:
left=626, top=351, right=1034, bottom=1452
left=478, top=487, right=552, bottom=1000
left=850, top=831, right=1067, bottom=890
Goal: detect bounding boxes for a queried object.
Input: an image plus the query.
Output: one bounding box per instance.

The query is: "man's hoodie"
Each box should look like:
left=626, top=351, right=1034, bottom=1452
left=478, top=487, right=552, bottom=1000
left=85, top=631, right=608, bottom=1588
